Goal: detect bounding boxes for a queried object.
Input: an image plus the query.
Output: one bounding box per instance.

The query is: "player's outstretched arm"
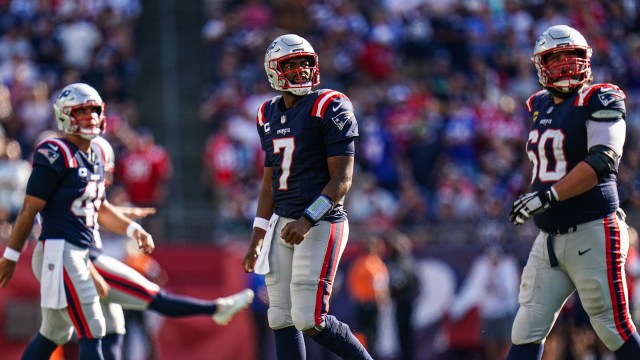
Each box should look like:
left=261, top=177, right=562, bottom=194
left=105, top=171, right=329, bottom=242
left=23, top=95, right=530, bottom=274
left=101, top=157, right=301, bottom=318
left=0, top=195, right=46, bottom=287
left=243, top=167, right=274, bottom=273
left=97, top=200, right=155, bottom=254
left=114, top=206, right=156, bottom=220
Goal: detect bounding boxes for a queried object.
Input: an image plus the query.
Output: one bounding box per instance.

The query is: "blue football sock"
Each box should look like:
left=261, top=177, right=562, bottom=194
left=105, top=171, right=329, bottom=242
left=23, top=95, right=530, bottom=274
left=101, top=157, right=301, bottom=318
left=615, top=332, right=640, bottom=359
left=102, top=333, right=124, bottom=360
left=506, top=343, right=543, bottom=360
left=274, top=326, right=305, bottom=360
left=148, top=290, right=216, bottom=316
left=21, top=333, right=58, bottom=360
left=78, top=338, right=104, bottom=360
left=309, top=315, right=372, bottom=360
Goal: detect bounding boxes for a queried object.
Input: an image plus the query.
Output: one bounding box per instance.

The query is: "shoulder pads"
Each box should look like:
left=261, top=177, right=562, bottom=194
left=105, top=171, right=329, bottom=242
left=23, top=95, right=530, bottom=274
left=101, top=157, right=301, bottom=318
left=525, top=89, right=548, bottom=113
left=256, top=95, right=281, bottom=126
left=34, top=138, right=78, bottom=168
left=311, top=89, right=350, bottom=119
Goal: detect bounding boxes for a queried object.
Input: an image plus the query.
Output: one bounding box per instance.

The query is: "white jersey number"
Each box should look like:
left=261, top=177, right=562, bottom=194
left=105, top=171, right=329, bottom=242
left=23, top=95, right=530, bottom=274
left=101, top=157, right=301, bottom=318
left=527, top=129, right=567, bottom=183
left=71, top=180, right=105, bottom=227
left=272, top=137, right=295, bottom=190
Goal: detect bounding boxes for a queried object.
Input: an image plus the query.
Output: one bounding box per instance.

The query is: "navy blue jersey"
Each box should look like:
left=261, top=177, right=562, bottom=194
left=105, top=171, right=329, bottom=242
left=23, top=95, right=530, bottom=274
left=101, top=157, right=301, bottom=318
left=256, top=89, right=359, bottom=221
left=525, top=83, right=626, bottom=232
left=31, top=137, right=107, bottom=248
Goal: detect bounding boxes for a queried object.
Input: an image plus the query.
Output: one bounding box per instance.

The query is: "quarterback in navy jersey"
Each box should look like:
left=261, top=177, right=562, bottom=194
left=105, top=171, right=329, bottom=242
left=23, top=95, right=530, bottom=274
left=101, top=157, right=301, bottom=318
left=243, top=34, right=371, bottom=359
left=507, top=26, right=640, bottom=359
left=0, top=83, right=154, bottom=360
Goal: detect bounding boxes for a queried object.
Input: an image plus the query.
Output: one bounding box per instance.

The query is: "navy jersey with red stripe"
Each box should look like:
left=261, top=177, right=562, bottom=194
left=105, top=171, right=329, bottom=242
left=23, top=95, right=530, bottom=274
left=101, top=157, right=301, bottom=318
left=32, top=137, right=107, bottom=248
left=524, top=83, right=626, bottom=232
left=256, top=89, right=359, bottom=221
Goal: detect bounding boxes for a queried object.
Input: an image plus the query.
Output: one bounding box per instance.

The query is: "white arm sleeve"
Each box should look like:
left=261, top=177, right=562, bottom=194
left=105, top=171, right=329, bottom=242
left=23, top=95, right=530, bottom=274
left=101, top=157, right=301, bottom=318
left=586, top=119, right=625, bottom=155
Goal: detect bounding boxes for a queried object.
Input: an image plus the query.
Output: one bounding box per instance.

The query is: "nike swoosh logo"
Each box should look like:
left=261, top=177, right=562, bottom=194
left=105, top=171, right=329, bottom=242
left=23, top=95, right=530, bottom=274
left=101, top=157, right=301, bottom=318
left=49, top=144, right=59, bottom=151
left=332, top=105, right=341, bottom=111
left=578, top=248, right=592, bottom=256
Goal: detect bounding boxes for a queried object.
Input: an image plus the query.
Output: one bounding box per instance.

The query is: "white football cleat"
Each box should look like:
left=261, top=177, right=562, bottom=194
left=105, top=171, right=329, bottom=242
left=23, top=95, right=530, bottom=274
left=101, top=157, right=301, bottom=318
left=212, top=289, right=254, bottom=325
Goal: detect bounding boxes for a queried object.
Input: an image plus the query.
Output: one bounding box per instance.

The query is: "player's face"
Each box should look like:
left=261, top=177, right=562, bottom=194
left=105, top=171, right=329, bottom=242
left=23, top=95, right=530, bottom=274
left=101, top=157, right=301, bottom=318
left=71, top=105, right=101, bottom=129
left=280, top=57, right=312, bottom=85
left=543, top=50, right=585, bottom=83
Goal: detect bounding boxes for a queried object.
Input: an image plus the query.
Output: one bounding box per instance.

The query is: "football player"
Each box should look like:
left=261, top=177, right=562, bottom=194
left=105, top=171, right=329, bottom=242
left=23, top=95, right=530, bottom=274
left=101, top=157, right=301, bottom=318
left=89, top=135, right=254, bottom=360
left=242, top=34, right=371, bottom=359
left=0, top=83, right=154, bottom=359
left=508, top=25, right=640, bottom=359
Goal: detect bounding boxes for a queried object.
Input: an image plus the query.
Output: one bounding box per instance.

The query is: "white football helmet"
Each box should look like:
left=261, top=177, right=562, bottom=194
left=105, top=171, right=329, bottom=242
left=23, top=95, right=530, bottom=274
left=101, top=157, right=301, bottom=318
left=53, top=83, right=106, bottom=140
left=264, top=34, right=320, bottom=96
left=533, top=25, right=592, bottom=94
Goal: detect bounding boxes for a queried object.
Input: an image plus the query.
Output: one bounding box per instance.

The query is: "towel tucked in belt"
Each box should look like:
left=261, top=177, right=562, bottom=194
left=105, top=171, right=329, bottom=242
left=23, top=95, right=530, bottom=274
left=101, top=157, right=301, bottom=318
left=255, top=214, right=279, bottom=275
left=41, top=240, right=67, bottom=309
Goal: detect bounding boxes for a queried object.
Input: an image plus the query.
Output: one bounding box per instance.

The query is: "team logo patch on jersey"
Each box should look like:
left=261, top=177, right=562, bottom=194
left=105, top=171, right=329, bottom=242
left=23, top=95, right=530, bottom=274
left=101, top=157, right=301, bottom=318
left=38, top=148, right=60, bottom=164
left=331, top=111, right=353, bottom=130
left=598, top=91, right=623, bottom=107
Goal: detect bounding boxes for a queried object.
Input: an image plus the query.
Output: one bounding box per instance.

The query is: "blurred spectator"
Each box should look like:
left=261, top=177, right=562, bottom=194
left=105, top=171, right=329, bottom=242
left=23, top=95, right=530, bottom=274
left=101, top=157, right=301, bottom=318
left=346, top=234, right=390, bottom=358
left=346, top=172, right=397, bottom=233
left=449, top=245, right=520, bottom=360
left=116, top=127, right=173, bottom=207
left=116, top=127, right=173, bottom=236
left=386, top=231, right=420, bottom=360
left=0, top=135, right=30, bottom=220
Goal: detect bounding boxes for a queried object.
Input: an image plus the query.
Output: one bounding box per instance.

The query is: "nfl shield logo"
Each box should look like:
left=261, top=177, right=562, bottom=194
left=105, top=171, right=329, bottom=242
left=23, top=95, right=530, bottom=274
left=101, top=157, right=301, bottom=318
left=280, top=115, right=286, bottom=124
left=48, top=263, right=55, bottom=271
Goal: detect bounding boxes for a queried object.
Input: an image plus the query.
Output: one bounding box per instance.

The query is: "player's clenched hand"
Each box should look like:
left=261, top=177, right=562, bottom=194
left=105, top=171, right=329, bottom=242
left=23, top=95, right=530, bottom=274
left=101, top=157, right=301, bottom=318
left=0, top=257, right=16, bottom=288
left=135, top=229, right=155, bottom=254
left=510, top=189, right=557, bottom=225
left=281, top=218, right=313, bottom=245
left=243, top=246, right=260, bottom=273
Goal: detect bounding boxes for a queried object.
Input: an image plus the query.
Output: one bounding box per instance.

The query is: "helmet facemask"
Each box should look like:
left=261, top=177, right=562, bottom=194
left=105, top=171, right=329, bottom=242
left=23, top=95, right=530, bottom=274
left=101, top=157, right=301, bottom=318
left=268, top=53, right=319, bottom=96
left=535, top=47, right=592, bottom=94
left=68, top=103, right=106, bottom=140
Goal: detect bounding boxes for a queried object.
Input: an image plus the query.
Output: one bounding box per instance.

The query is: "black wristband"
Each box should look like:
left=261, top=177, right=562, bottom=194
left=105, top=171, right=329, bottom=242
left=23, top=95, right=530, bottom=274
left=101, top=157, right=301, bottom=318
left=303, top=194, right=334, bottom=224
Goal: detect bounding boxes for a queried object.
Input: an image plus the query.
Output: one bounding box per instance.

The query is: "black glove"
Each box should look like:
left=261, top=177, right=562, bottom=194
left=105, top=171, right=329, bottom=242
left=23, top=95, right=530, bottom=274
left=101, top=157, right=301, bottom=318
left=510, top=188, right=558, bottom=225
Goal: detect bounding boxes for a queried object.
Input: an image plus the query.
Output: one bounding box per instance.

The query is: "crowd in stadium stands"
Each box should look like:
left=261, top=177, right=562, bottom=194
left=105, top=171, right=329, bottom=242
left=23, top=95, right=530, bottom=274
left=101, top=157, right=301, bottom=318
left=0, top=0, right=639, bottom=358
left=199, top=0, right=640, bottom=248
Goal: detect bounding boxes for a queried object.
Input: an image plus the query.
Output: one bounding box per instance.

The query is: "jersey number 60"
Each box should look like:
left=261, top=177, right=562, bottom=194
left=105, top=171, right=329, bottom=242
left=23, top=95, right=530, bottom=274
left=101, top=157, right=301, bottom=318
left=527, top=129, right=567, bottom=183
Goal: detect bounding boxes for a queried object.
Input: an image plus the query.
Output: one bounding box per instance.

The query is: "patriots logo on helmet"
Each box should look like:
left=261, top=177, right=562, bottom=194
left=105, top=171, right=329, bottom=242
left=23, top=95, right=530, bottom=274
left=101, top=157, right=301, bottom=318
left=38, top=148, right=60, bottom=164
left=266, top=40, right=279, bottom=56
